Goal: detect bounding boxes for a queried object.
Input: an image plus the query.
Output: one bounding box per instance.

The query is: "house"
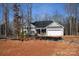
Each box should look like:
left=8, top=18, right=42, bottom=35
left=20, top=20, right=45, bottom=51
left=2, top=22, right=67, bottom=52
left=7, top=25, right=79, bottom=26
left=23, top=21, right=64, bottom=38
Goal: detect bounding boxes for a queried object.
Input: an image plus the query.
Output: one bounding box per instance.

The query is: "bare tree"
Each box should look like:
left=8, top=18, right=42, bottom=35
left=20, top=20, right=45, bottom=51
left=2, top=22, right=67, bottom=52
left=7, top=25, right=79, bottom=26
left=52, top=10, right=64, bottom=24
left=13, top=3, right=21, bottom=39
left=65, top=3, right=79, bottom=35
left=27, top=3, right=32, bottom=35
left=2, top=4, right=9, bottom=38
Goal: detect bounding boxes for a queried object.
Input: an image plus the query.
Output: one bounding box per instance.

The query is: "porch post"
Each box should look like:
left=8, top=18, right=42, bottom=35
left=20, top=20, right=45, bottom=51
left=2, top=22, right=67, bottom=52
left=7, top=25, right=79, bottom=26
left=40, top=28, right=41, bottom=34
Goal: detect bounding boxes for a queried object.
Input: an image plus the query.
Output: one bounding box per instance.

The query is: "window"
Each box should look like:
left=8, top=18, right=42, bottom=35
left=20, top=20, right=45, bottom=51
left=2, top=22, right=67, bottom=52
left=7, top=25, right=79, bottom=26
left=36, top=29, right=40, bottom=34
left=36, top=29, right=46, bottom=34
left=41, top=29, right=46, bottom=33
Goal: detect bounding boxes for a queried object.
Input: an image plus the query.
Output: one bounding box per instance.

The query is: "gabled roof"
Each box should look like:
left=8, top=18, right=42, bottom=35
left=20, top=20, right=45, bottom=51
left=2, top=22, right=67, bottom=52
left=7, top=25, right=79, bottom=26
left=47, top=22, right=64, bottom=28
left=32, top=21, right=53, bottom=28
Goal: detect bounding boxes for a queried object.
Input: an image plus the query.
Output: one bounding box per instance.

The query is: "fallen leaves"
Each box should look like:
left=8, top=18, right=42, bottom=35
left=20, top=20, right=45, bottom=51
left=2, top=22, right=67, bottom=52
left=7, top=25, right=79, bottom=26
left=0, top=36, right=79, bottom=56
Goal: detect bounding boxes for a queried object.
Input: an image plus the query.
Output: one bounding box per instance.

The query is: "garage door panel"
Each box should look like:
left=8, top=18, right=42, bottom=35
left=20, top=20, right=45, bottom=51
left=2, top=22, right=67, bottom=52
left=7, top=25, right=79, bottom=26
left=47, top=31, right=63, bottom=36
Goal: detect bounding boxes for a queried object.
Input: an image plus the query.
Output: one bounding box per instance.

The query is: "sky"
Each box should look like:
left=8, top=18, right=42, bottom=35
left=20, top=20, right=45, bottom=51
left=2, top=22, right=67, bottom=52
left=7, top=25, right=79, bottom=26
left=32, top=3, right=65, bottom=15
left=0, top=3, right=65, bottom=22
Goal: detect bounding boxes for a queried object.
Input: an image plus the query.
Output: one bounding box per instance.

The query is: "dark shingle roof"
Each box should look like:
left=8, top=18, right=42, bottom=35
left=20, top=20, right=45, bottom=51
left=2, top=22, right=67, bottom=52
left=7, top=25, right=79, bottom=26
left=32, top=21, right=53, bottom=28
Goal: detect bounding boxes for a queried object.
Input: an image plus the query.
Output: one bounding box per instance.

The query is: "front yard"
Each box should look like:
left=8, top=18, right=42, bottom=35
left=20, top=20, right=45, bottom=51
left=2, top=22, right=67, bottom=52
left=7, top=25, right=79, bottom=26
left=0, top=36, right=79, bottom=56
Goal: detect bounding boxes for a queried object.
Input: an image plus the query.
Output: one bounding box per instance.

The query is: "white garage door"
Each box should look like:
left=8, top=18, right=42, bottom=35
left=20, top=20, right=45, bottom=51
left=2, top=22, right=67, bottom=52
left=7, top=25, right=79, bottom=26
left=47, top=30, right=63, bottom=36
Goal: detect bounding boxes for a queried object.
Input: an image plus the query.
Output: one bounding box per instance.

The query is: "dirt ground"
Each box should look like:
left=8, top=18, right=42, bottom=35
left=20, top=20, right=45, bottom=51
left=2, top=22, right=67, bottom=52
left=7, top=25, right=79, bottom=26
left=0, top=36, right=79, bottom=56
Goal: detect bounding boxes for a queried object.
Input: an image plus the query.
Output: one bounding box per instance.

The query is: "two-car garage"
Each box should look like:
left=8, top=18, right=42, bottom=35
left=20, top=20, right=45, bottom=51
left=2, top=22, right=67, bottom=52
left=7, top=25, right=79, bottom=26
left=46, top=22, right=64, bottom=37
